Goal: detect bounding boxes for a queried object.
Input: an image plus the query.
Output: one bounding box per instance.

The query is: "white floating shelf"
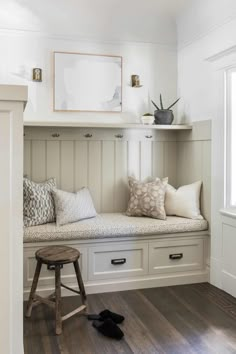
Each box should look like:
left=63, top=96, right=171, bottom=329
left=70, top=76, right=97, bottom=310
left=24, top=121, right=192, bottom=130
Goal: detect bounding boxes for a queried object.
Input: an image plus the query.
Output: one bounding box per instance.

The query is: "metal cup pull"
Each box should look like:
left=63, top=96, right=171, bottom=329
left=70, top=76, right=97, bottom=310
left=169, top=253, right=183, bottom=260
left=111, top=258, right=126, bottom=265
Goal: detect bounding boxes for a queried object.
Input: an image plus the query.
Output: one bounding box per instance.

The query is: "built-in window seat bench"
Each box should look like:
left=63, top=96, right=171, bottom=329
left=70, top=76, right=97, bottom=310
left=23, top=121, right=211, bottom=298
left=23, top=213, right=209, bottom=299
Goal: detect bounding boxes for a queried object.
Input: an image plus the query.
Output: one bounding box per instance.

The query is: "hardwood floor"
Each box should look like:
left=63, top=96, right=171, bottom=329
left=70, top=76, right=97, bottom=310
left=24, top=283, right=236, bottom=354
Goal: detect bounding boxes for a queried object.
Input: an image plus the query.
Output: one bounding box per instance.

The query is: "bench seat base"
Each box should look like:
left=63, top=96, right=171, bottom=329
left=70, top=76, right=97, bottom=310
left=24, top=228, right=209, bottom=299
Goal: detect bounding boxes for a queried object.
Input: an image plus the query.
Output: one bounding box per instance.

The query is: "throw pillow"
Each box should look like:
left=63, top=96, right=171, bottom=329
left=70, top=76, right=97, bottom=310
left=52, top=187, right=97, bottom=226
left=165, top=181, right=203, bottom=219
left=126, top=177, right=168, bottom=220
left=23, top=178, right=56, bottom=227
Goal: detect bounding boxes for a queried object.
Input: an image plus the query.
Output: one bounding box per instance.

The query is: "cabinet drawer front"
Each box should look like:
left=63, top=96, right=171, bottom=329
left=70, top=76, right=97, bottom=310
left=24, top=247, right=87, bottom=288
left=149, top=239, right=204, bottom=274
left=88, top=243, right=148, bottom=280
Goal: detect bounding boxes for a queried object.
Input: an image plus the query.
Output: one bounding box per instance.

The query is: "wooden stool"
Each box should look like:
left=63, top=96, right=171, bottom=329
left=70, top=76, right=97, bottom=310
left=25, top=245, right=87, bottom=335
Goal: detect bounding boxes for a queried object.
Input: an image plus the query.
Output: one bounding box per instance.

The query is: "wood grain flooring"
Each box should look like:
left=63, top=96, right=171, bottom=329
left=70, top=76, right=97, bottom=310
left=24, top=283, right=236, bottom=354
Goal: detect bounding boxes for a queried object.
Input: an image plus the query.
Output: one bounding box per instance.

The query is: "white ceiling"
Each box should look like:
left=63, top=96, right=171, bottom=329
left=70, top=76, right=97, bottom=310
left=0, top=0, right=189, bottom=44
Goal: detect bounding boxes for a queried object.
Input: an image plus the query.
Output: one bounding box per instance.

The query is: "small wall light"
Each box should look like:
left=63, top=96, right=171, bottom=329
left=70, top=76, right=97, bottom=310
left=131, top=74, right=143, bottom=88
left=32, top=68, right=42, bottom=82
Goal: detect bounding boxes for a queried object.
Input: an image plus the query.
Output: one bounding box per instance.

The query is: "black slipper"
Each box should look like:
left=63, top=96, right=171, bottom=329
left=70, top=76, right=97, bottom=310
left=92, top=319, right=124, bottom=340
left=87, top=314, right=101, bottom=320
left=99, top=309, right=125, bottom=324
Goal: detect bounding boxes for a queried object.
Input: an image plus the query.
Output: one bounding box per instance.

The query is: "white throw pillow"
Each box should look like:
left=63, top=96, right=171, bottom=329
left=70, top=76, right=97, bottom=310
left=52, top=187, right=97, bottom=226
left=165, top=181, right=203, bottom=220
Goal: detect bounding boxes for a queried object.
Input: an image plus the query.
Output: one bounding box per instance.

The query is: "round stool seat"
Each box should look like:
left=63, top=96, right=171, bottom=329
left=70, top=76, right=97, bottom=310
left=36, top=245, right=80, bottom=265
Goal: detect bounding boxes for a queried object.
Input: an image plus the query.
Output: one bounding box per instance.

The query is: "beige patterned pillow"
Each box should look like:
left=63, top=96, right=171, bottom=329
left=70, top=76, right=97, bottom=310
left=126, top=177, right=168, bottom=220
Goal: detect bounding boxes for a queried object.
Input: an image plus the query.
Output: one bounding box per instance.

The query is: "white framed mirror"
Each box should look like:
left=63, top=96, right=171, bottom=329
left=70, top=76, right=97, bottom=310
left=53, top=52, right=122, bottom=112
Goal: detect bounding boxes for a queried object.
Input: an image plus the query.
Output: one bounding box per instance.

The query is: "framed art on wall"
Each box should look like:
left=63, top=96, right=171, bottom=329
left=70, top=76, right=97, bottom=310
left=53, top=52, right=122, bottom=112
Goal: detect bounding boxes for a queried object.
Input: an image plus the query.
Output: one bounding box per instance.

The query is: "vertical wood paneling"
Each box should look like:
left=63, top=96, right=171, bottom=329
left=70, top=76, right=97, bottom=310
left=177, top=141, right=202, bottom=186
left=75, top=141, right=88, bottom=190
left=60, top=141, right=74, bottom=192
left=114, top=141, right=128, bottom=212
left=176, top=142, right=186, bottom=186
left=152, top=142, right=164, bottom=179
left=31, top=141, right=46, bottom=182
left=140, top=141, right=152, bottom=180
left=128, top=141, right=140, bottom=179
left=201, top=140, right=211, bottom=223
left=88, top=141, right=102, bottom=212
left=176, top=139, right=211, bottom=225
left=24, top=126, right=211, bottom=216
left=164, top=142, right=177, bottom=186
left=24, top=140, right=31, bottom=179
left=46, top=141, right=60, bottom=186
left=102, top=141, right=115, bottom=212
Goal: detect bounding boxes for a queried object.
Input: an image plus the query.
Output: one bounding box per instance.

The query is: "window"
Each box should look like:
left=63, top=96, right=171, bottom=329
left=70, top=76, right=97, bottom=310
left=226, top=68, right=236, bottom=207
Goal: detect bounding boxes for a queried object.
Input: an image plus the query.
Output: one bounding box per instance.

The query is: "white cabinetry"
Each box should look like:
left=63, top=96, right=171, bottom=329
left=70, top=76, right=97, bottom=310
left=0, top=85, right=27, bottom=354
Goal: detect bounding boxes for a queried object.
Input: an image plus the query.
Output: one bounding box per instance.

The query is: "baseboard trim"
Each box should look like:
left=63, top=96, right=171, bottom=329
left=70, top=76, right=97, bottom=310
left=23, top=271, right=209, bottom=300
left=222, top=270, right=236, bottom=298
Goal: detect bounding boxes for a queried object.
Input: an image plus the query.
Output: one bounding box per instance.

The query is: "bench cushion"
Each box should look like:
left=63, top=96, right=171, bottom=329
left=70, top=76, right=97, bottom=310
left=24, top=213, right=208, bottom=243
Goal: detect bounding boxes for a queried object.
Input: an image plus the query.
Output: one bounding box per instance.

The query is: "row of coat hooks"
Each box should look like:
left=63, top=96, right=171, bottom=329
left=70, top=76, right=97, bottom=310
left=50, top=133, right=153, bottom=139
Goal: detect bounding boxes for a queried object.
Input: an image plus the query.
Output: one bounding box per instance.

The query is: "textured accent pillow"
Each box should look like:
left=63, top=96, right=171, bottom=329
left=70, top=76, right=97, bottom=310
left=23, top=178, right=56, bottom=227
left=52, top=187, right=97, bottom=226
left=126, top=177, right=168, bottom=220
left=165, top=181, right=203, bottom=220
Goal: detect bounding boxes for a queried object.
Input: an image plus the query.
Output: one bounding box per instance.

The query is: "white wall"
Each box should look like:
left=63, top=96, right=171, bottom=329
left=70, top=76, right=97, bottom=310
left=0, top=30, right=177, bottom=124
left=177, top=0, right=236, bottom=295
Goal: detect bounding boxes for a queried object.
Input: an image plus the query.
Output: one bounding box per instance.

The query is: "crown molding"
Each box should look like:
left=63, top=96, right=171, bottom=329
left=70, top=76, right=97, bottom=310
left=0, top=28, right=177, bottom=50
left=177, top=14, right=236, bottom=50
left=205, top=45, right=236, bottom=63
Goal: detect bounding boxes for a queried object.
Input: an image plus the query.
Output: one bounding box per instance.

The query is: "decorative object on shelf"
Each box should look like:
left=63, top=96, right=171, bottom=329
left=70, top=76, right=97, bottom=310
left=131, top=75, right=143, bottom=88
left=54, top=52, right=122, bottom=112
left=32, top=68, right=42, bottom=82
left=151, top=94, right=180, bottom=125
left=141, top=113, right=154, bottom=125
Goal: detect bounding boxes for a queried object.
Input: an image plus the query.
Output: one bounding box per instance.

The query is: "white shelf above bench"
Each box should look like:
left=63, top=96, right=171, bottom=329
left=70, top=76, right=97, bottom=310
left=23, top=120, right=192, bottom=130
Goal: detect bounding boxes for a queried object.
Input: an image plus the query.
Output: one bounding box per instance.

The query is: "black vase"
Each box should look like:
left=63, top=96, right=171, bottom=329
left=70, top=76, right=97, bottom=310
left=154, top=109, right=174, bottom=125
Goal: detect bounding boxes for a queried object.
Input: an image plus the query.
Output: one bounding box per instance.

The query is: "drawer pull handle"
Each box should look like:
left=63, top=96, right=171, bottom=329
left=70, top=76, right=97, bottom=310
left=111, top=258, right=126, bottom=265
left=115, top=134, right=123, bottom=138
left=145, top=135, right=153, bottom=139
left=169, top=253, right=183, bottom=260
left=84, top=133, right=93, bottom=138
left=47, top=264, right=63, bottom=271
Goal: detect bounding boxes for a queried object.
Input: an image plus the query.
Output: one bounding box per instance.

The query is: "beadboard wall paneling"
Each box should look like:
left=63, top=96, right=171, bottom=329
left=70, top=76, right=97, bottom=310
left=24, top=128, right=177, bottom=213
left=24, top=121, right=211, bottom=218
left=176, top=120, right=212, bottom=224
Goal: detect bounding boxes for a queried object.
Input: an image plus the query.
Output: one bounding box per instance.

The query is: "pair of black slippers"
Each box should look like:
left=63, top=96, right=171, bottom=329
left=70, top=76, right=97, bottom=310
left=88, top=309, right=125, bottom=340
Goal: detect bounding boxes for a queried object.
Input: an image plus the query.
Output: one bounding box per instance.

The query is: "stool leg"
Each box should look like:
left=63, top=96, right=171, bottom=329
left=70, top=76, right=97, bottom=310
left=73, top=260, right=87, bottom=304
left=25, top=260, right=42, bottom=317
left=55, top=265, right=62, bottom=335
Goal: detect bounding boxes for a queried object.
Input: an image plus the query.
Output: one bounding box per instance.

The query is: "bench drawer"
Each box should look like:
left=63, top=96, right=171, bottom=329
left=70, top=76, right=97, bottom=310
left=88, top=243, right=148, bottom=280
left=149, top=238, right=204, bottom=274
left=24, top=246, right=88, bottom=289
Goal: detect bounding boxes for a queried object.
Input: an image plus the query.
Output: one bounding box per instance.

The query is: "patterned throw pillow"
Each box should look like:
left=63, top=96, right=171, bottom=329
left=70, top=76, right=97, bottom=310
left=126, top=177, right=168, bottom=220
left=52, top=187, right=97, bottom=226
left=23, top=178, right=56, bottom=227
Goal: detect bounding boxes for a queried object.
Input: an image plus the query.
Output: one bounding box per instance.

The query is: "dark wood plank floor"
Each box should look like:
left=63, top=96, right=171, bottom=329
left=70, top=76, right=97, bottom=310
left=24, top=283, right=236, bottom=354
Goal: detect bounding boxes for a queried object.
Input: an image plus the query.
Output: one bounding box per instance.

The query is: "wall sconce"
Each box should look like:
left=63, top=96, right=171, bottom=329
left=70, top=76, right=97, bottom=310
left=131, top=74, right=143, bottom=88
left=32, top=68, right=42, bottom=82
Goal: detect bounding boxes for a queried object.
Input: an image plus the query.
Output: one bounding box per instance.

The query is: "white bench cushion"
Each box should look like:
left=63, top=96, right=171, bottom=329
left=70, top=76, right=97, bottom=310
left=23, top=213, right=208, bottom=243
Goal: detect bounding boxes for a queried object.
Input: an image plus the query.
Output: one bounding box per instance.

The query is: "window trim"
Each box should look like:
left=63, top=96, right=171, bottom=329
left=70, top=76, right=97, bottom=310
left=225, top=67, right=236, bottom=209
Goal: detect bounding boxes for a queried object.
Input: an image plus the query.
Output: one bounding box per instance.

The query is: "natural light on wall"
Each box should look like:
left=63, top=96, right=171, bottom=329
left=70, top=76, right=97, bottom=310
left=226, top=69, right=236, bottom=207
